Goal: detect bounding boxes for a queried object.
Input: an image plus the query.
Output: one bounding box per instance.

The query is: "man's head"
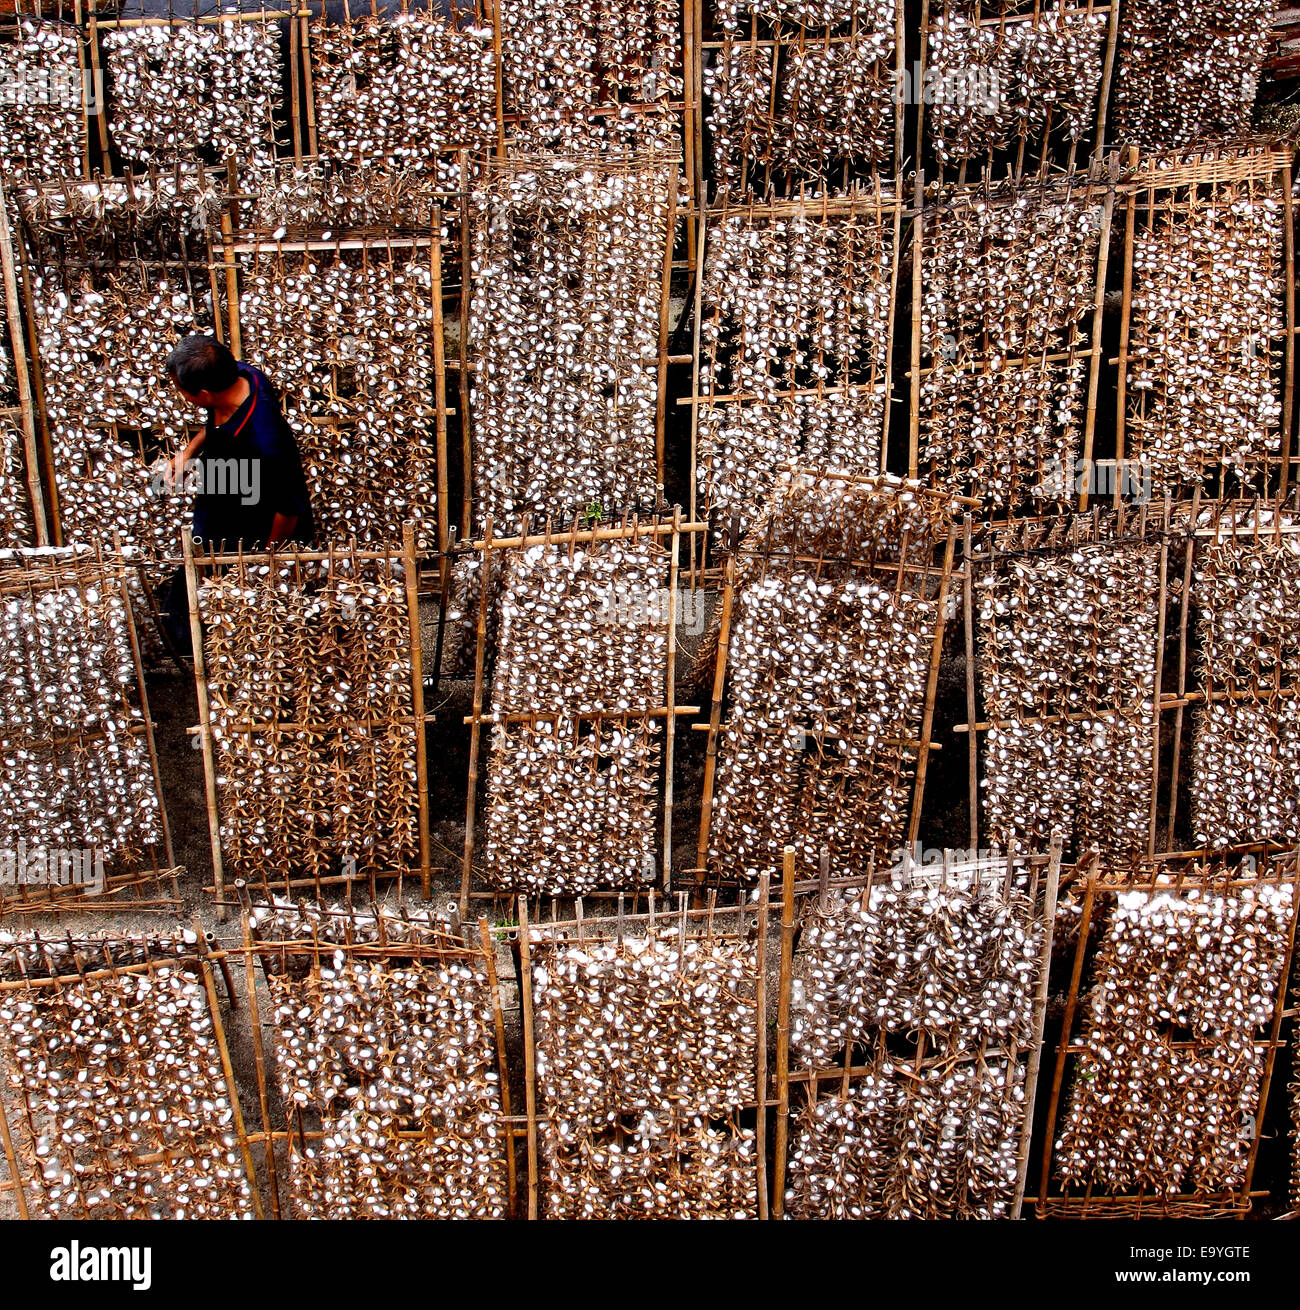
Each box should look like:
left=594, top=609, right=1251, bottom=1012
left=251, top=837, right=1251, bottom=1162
left=166, top=335, right=239, bottom=407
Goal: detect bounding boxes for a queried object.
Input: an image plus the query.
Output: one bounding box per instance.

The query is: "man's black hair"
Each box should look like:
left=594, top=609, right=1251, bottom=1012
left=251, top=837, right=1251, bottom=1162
left=166, top=334, right=239, bottom=395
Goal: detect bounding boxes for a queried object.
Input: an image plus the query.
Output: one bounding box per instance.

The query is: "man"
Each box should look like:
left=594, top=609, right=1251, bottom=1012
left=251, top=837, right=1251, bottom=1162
left=160, top=335, right=314, bottom=655
left=164, top=334, right=313, bottom=549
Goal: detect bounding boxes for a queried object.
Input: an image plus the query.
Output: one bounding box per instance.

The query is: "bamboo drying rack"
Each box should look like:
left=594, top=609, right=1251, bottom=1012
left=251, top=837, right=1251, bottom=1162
left=772, top=839, right=1064, bottom=1219
left=459, top=509, right=707, bottom=912
left=0, top=542, right=180, bottom=917
left=1033, top=846, right=1300, bottom=1219
left=0, top=925, right=258, bottom=1219
left=184, top=529, right=433, bottom=918
left=694, top=472, right=965, bottom=887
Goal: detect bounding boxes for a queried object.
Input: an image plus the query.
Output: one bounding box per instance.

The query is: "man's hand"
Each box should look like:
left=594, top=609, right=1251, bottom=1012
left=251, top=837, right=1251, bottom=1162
left=163, top=449, right=190, bottom=490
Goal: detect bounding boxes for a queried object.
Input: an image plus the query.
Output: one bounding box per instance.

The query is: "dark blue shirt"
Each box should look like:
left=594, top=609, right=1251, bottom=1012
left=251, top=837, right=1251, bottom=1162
left=191, top=363, right=314, bottom=549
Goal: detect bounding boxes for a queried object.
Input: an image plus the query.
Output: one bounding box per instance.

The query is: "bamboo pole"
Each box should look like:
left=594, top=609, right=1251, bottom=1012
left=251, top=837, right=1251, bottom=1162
left=1280, top=162, right=1295, bottom=498
left=239, top=908, right=282, bottom=1220
left=0, top=176, right=49, bottom=544
left=696, top=556, right=735, bottom=872
left=662, top=509, right=680, bottom=892
left=403, top=523, right=432, bottom=899
left=771, top=845, right=796, bottom=1218
left=1011, top=833, right=1062, bottom=1219
left=687, top=187, right=708, bottom=583
left=460, top=520, right=493, bottom=914
left=1078, top=177, right=1117, bottom=511
left=1111, top=145, right=1140, bottom=503
left=908, top=0, right=930, bottom=480
left=1165, top=486, right=1202, bottom=845
left=300, top=7, right=318, bottom=157
left=11, top=211, right=59, bottom=540
left=193, top=917, right=263, bottom=1219
left=429, top=209, right=450, bottom=559
left=458, top=149, right=474, bottom=541
left=754, top=869, right=770, bottom=1221
left=288, top=8, right=303, bottom=161
left=471, top=519, right=706, bottom=551
left=907, top=528, right=958, bottom=848
left=184, top=533, right=228, bottom=919
left=0, top=1072, right=30, bottom=1219
left=654, top=170, right=678, bottom=497
left=963, top=516, right=978, bottom=848
left=478, top=917, right=517, bottom=1219
left=1035, top=863, right=1098, bottom=1209
left=517, top=896, right=539, bottom=1220
left=112, top=534, right=177, bottom=881
left=87, top=0, right=111, bottom=162
left=680, top=0, right=697, bottom=270
left=220, top=160, right=242, bottom=357
left=1147, top=533, right=1169, bottom=856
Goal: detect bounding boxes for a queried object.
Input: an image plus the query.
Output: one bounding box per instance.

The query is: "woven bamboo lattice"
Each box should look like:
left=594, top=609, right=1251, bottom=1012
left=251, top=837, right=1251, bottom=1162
left=0, top=929, right=258, bottom=1219
left=922, top=2, right=1112, bottom=178
left=467, top=516, right=698, bottom=898
left=917, top=176, right=1106, bottom=512
left=1190, top=510, right=1300, bottom=847
left=699, top=471, right=958, bottom=884
left=234, top=235, right=441, bottom=548
left=1037, top=851, right=1298, bottom=1219
left=0, top=547, right=178, bottom=916
left=704, top=0, right=901, bottom=196
left=306, top=2, right=496, bottom=191
left=100, top=15, right=285, bottom=171
left=527, top=894, right=764, bottom=1218
left=468, top=152, right=677, bottom=534
left=1110, top=0, right=1273, bottom=150
left=499, top=0, right=685, bottom=154
left=187, top=538, right=429, bottom=906
left=694, top=193, right=896, bottom=544
left=1117, top=155, right=1287, bottom=497
left=0, top=16, right=87, bottom=182
left=779, top=848, right=1059, bottom=1219
left=972, top=513, right=1165, bottom=860
left=247, top=900, right=512, bottom=1219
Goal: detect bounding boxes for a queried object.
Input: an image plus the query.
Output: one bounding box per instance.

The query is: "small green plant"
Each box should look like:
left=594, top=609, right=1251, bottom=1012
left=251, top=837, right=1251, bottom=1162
left=581, top=499, right=603, bottom=528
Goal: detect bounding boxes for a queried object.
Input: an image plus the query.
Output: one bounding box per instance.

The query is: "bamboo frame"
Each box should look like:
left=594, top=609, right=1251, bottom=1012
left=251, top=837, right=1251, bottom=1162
left=0, top=930, right=260, bottom=1219
left=911, top=163, right=1115, bottom=513
left=704, top=0, right=905, bottom=201
left=519, top=875, right=776, bottom=1219
left=1112, top=145, right=1293, bottom=501
left=187, top=535, right=433, bottom=910
left=220, top=219, right=444, bottom=550
left=241, top=898, right=515, bottom=1220
left=696, top=473, right=962, bottom=887
left=774, top=842, right=1063, bottom=1219
left=461, top=513, right=706, bottom=907
left=93, top=3, right=301, bottom=173
left=0, top=545, right=179, bottom=917
left=688, top=186, right=902, bottom=558
left=963, top=506, right=1178, bottom=861
left=1033, top=848, right=1300, bottom=1219
left=0, top=180, right=48, bottom=545
left=921, top=0, right=1120, bottom=190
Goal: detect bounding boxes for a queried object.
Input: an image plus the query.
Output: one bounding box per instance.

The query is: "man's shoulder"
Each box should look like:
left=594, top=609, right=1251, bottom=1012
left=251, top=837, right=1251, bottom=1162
left=238, top=361, right=277, bottom=396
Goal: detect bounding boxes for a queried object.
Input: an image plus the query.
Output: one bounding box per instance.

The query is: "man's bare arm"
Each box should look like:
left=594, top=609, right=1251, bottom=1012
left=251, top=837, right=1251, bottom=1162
left=166, top=430, right=207, bottom=487
left=267, top=513, right=298, bottom=546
